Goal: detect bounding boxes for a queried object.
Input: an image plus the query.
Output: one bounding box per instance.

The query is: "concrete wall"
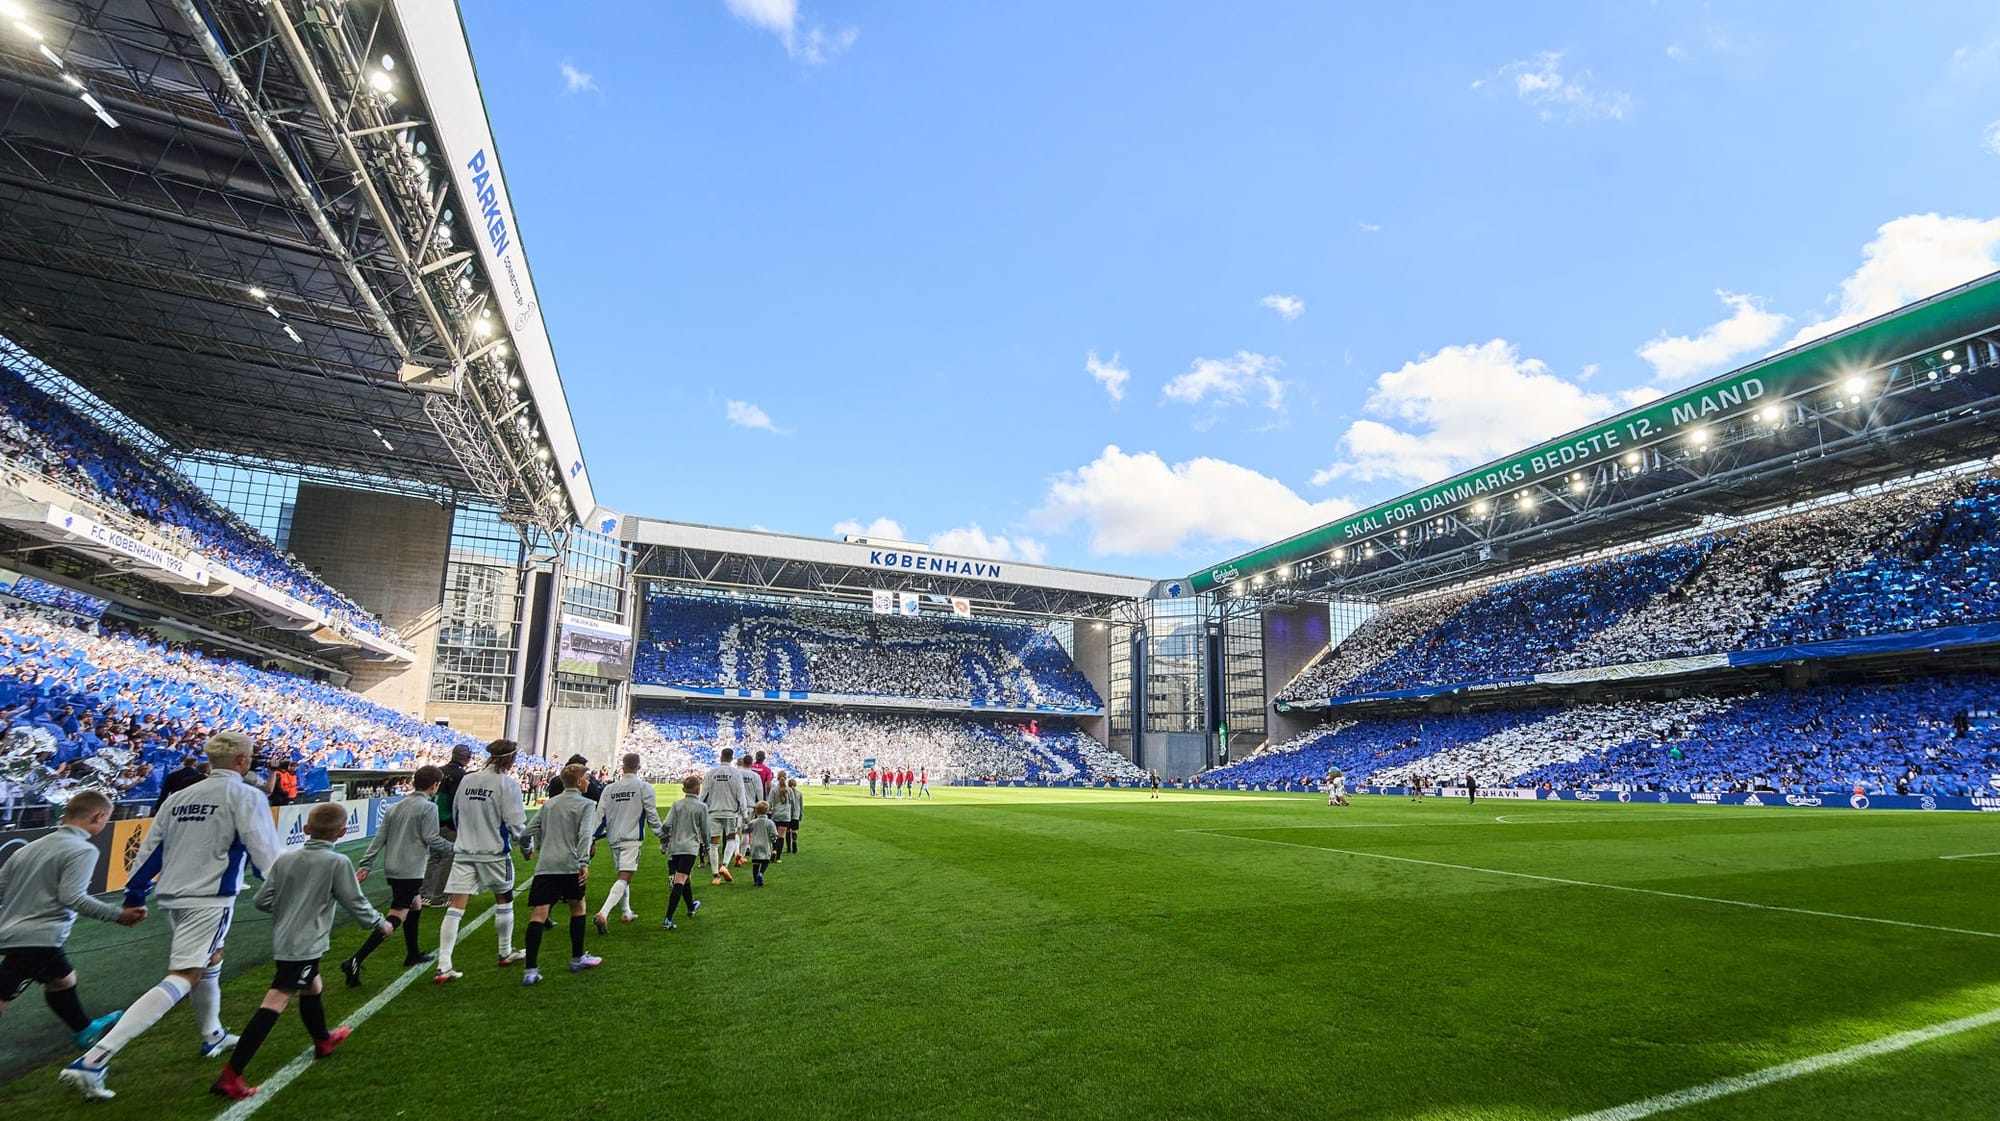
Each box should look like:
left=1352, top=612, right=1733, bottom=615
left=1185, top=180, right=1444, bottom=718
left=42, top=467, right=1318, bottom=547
left=426, top=701, right=508, bottom=744
left=1140, top=731, right=1209, bottom=780
left=286, top=485, right=452, bottom=719
left=1262, top=603, right=1331, bottom=745
left=544, top=706, right=622, bottom=768
left=1070, top=623, right=1112, bottom=749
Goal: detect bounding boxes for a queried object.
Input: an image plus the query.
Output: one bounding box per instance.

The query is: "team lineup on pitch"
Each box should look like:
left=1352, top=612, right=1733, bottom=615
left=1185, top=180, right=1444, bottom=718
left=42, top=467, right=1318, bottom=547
left=0, top=783, right=1995, bottom=1119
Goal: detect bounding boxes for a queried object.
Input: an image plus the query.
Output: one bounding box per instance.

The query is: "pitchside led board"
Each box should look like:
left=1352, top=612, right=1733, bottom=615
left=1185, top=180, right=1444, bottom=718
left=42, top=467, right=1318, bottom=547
left=556, top=614, right=635, bottom=680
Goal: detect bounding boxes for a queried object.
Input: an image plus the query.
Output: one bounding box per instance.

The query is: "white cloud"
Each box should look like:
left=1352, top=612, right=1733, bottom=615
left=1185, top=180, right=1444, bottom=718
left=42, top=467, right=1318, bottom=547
left=799, top=25, right=859, bottom=65
left=1782, top=213, right=2000, bottom=349
left=1312, top=339, right=1632, bottom=487
left=833, top=517, right=906, bottom=541
left=1161, top=351, right=1286, bottom=416
left=1358, top=221, right=1382, bottom=233
left=1476, top=51, right=1631, bottom=122
left=1984, top=121, right=2000, bottom=156
left=1260, top=295, right=1305, bottom=321
left=1636, top=290, right=1789, bottom=387
left=722, top=0, right=856, bottom=65
left=1665, top=45, right=1687, bottom=61
left=560, top=61, right=598, bottom=94
left=1033, top=446, right=1353, bottom=557
left=1085, top=350, right=1130, bottom=402
left=725, top=399, right=788, bottom=434
left=928, top=524, right=1047, bottom=564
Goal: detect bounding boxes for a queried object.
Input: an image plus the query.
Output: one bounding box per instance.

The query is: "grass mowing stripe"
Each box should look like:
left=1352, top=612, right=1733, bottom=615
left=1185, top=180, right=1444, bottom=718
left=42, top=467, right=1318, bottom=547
left=1191, top=830, right=2000, bottom=940
left=209, top=898, right=503, bottom=1121
left=1561, top=1005, right=2000, bottom=1120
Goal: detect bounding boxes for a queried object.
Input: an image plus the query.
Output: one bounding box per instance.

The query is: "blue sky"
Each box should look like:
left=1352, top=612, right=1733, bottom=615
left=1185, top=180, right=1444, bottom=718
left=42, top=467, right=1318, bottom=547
left=462, top=0, right=2000, bottom=579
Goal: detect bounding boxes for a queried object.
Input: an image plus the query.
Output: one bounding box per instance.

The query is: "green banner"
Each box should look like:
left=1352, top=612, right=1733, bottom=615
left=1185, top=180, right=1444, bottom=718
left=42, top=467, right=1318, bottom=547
left=1187, top=275, right=2000, bottom=594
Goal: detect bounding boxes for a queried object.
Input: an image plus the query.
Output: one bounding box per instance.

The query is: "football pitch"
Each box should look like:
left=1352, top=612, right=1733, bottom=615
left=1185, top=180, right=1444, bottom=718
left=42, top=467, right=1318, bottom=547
left=2, top=786, right=1998, bottom=1119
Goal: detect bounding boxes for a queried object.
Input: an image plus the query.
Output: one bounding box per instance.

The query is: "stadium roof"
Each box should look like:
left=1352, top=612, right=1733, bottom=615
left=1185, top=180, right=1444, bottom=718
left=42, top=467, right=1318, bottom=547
left=0, top=0, right=592, bottom=532
left=1188, top=272, right=2000, bottom=607
left=621, top=518, right=1156, bottom=621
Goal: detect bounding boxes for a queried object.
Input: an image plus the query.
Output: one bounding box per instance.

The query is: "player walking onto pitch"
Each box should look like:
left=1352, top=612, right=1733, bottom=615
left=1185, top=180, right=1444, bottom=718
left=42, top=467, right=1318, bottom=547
left=593, top=753, right=663, bottom=932
left=519, top=763, right=603, bottom=985
left=342, top=764, right=454, bottom=985
left=210, top=804, right=392, bottom=1100
left=433, top=740, right=528, bottom=984
left=917, top=767, right=932, bottom=799
left=0, top=792, right=140, bottom=1052
left=660, top=775, right=707, bottom=929
left=1465, top=774, right=1478, bottom=805
left=769, top=770, right=793, bottom=862
left=784, top=777, right=803, bottom=854
left=1149, top=770, right=1161, bottom=799
left=63, top=731, right=281, bottom=1102
left=701, top=749, right=745, bottom=884
left=735, top=756, right=761, bottom=866
left=745, top=803, right=779, bottom=887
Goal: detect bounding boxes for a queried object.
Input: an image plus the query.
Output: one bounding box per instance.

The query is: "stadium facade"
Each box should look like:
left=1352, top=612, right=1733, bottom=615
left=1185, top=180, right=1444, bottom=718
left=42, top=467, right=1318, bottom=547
left=3, top=0, right=1998, bottom=792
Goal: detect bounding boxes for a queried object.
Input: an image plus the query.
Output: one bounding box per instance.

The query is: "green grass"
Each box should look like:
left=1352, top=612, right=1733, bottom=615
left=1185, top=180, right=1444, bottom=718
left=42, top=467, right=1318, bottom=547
left=3, top=788, right=2000, bottom=1119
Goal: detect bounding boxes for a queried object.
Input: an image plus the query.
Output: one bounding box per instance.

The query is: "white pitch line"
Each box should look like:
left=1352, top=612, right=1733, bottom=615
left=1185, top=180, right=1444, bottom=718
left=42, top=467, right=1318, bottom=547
left=1561, top=1005, right=2000, bottom=1120
left=1187, top=830, right=2000, bottom=940
left=211, top=898, right=504, bottom=1121
left=1939, top=851, right=2000, bottom=861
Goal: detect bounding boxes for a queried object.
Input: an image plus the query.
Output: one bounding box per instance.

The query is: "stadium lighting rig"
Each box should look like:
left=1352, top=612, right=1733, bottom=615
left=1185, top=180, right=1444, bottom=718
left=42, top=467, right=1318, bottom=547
left=4, top=0, right=120, bottom=127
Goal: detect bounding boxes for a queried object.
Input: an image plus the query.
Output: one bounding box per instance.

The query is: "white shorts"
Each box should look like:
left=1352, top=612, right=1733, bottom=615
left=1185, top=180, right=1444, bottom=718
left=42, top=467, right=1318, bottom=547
left=445, top=859, right=516, bottom=897
left=611, top=841, right=642, bottom=873
left=708, top=814, right=739, bottom=837
left=165, top=905, right=233, bottom=971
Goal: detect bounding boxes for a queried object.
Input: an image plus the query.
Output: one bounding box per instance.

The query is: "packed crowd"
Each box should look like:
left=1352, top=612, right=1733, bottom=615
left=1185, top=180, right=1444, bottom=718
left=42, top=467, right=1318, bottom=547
left=1213, top=674, right=2000, bottom=797
left=633, top=591, right=1101, bottom=709
left=0, top=609, right=486, bottom=811
left=623, top=707, right=1144, bottom=784
left=1280, top=472, right=2000, bottom=701
left=0, top=366, right=393, bottom=640
left=3, top=578, right=110, bottom=621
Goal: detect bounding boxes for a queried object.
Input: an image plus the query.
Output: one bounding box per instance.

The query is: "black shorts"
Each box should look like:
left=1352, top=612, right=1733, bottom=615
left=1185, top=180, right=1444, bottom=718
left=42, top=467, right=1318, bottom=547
left=271, top=958, right=321, bottom=992
left=0, top=947, right=72, bottom=1000
left=387, top=877, right=423, bottom=910
left=528, top=872, right=586, bottom=907
left=669, top=853, right=696, bottom=875
left=789, top=818, right=801, bottom=832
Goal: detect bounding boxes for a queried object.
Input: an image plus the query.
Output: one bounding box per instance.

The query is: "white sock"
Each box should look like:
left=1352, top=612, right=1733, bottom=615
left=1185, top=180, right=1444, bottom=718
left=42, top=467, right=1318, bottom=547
left=722, top=836, right=740, bottom=866
left=494, top=903, right=515, bottom=956
left=191, top=964, right=223, bottom=1041
left=600, top=880, right=628, bottom=918
left=85, top=975, right=190, bottom=1064
left=437, top=908, right=463, bottom=972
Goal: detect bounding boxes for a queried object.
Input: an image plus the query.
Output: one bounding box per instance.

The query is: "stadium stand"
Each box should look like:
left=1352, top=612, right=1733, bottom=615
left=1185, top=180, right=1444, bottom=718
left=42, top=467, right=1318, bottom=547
left=1213, top=674, right=2000, bottom=797
left=623, top=707, right=1145, bottom=784
left=1279, top=471, right=2000, bottom=700
left=0, top=609, right=485, bottom=812
left=635, top=590, right=1102, bottom=709
left=0, top=367, right=393, bottom=639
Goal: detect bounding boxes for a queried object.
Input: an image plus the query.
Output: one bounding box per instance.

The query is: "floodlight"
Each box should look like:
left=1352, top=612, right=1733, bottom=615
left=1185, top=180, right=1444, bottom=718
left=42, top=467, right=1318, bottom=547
left=1472, top=500, right=1489, bottom=516
left=1949, top=364, right=1963, bottom=375
left=37, top=42, right=57, bottom=65
left=282, top=324, right=301, bottom=343
left=473, top=319, right=492, bottom=338
left=1843, top=376, right=1865, bottom=395
left=1942, top=349, right=1955, bottom=361
left=0, top=3, right=23, bottom=21
left=369, top=69, right=392, bottom=92
left=1690, top=427, right=1708, bottom=446
left=13, top=20, right=42, bottom=41
left=1518, top=492, right=1535, bottom=510
left=1624, top=451, right=1640, bottom=465
left=1759, top=405, right=1780, bottom=424
left=381, top=54, right=396, bottom=71
left=60, top=73, right=82, bottom=89
left=536, top=446, right=551, bottom=461
left=1332, top=548, right=1346, bottom=561
left=1569, top=478, right=1586, bottom=494
left=248, top=286, right=267, bottom=300
left=508, top=375, right=522, bottom=389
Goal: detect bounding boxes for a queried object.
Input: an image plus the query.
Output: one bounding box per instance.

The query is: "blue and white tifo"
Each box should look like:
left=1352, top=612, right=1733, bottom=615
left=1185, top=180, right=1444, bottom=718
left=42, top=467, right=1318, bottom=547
left=5, top=0, right=2000, bottom=848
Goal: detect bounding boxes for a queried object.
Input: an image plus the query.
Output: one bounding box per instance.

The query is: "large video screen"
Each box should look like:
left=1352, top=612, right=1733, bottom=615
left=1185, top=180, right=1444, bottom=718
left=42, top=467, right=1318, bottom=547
left=555, top=614, right=633, bottom=680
